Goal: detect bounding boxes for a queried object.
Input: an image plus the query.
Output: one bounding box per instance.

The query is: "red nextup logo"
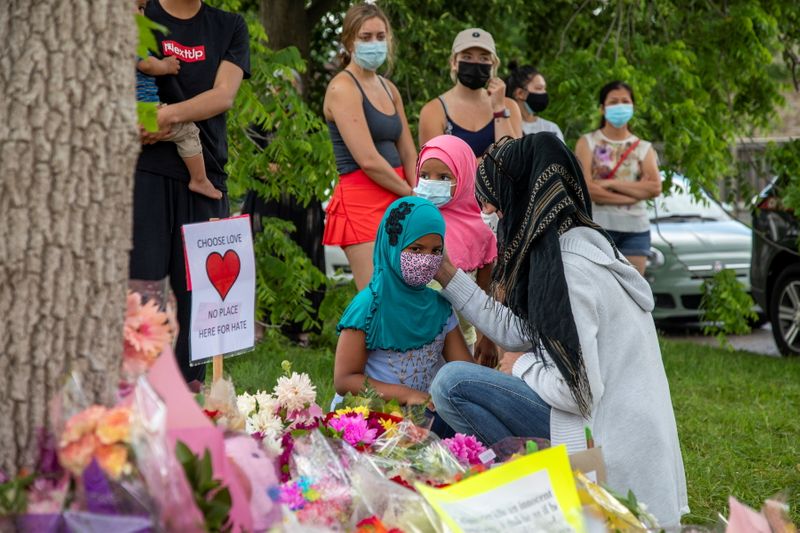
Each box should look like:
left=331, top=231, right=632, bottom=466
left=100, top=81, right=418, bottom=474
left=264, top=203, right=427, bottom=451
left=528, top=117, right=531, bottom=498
left=162, top=40, right=206, bottom=62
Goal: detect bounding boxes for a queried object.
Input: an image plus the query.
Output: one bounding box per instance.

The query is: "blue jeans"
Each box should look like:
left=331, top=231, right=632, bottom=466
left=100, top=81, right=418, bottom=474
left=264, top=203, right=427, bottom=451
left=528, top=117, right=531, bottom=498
left=605, top=229, right=651, bottom=257
left=430, top=362, right=551, bottom=446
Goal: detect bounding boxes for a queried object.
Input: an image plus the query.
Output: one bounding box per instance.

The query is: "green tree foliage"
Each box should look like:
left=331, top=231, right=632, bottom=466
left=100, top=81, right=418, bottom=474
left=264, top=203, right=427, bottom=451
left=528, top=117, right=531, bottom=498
left=210, top=0, right=337, bottom=330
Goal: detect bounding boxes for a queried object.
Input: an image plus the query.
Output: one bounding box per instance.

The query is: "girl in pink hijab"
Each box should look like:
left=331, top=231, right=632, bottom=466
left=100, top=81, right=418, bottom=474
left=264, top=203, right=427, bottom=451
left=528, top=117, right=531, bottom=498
left=415, top=134, right=498, bottom=365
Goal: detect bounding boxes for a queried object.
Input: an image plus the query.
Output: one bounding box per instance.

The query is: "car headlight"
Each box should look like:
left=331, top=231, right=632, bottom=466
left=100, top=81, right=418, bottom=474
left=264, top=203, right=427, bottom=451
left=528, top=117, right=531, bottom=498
left=646, top=247, right=665, bottom=269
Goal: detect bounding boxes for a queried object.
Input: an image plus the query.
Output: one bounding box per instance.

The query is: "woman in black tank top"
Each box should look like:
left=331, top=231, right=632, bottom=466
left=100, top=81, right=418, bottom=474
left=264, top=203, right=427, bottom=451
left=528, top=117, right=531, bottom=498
left=418, top=28, right=522, bottom=158
left=322, top=4, right=417, bottom=291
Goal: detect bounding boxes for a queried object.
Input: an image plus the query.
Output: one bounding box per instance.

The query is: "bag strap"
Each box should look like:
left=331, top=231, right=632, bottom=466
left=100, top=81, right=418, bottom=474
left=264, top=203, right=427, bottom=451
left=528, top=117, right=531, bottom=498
left=605, top=139, right=640, bottom=180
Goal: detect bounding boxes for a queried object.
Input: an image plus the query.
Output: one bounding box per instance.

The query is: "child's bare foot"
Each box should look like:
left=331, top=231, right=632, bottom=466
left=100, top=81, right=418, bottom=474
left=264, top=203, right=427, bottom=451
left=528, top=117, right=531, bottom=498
left=189, top=178, right=223, bottom=200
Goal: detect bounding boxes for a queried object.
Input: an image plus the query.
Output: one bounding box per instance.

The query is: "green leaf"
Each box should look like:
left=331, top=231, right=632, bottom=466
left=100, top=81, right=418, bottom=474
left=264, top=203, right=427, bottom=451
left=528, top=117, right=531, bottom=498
left=137, top=101, right=159, bottom=132
left=135, top=13, right=167, bottom=59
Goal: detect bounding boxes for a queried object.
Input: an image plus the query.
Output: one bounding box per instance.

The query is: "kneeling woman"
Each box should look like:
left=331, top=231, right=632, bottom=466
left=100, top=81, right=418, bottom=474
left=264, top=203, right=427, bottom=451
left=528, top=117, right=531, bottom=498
left=429, top=133, right=688, bottom=526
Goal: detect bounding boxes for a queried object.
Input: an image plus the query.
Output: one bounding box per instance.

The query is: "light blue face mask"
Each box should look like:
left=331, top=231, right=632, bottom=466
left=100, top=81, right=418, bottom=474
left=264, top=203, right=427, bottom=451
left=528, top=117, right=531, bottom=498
left=414, top=178, right=452, bottom=207
left=604, top=103, right=634, bottom=128
left=353, top=40, right=388, bottom=71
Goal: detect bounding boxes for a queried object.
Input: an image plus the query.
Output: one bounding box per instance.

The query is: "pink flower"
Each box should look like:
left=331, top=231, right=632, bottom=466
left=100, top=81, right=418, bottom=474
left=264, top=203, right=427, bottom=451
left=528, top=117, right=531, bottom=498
left=328, top=414, right=377, bottom=448
left=124, top=291, right=173, bottom=360
left=278, top=482, right=306, bottom=510
left=442, top=433, right=491, bottom=466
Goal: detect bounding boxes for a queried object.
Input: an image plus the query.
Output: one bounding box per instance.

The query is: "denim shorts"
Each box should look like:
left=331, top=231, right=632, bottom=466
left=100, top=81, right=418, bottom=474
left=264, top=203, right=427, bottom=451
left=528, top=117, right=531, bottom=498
left=605, top=229, right=651, bottom=256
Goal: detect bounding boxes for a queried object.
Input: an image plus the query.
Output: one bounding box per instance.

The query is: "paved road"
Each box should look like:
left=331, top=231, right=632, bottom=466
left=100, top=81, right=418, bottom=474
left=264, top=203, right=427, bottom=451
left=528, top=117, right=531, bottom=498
left=658, top=322, right=781, bottom=357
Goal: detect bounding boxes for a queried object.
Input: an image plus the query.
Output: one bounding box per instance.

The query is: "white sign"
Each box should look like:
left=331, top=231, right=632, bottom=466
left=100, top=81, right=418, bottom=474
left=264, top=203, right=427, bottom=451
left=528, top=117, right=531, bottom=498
left=436, top=470, right=573, bottom=533
left=182, top=215, right=255, bottom=363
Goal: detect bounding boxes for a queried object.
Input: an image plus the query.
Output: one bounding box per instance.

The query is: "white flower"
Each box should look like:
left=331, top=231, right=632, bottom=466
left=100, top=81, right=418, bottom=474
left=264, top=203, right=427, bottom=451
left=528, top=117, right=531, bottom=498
left=255, top=390, right=279, bottom=415
left=247, top=410, right=283, bottom=436
left=272, top=372, right=316, bottom=412
left=237, top=392, right=257, bottom=416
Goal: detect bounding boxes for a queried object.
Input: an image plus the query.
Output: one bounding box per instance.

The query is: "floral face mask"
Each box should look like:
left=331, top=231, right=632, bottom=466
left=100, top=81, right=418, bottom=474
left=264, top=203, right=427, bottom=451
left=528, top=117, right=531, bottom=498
left=399, top=252, right=444, bottom=287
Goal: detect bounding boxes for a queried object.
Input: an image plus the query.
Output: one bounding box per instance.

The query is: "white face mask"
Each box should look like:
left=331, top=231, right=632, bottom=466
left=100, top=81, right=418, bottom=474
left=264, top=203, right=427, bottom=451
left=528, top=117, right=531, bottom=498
left=414, top=178, right=452, bottom=207
left=480, top=210, right=499, bottom=233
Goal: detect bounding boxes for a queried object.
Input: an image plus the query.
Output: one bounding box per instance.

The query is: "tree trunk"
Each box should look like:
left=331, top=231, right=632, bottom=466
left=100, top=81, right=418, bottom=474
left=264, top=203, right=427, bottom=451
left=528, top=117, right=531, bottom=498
left=0, top=0, right=139, bottom=474
left=260, top=0, right=310, bottom=59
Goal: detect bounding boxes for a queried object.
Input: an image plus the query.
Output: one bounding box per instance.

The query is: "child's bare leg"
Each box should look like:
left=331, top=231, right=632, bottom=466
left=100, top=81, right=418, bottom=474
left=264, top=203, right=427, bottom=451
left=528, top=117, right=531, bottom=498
left=183, top=154, right=222, bottom=200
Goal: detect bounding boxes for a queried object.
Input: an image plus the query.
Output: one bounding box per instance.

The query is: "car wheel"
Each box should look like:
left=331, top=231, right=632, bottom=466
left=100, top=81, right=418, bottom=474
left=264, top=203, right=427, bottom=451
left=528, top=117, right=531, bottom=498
left=769, top=264, right=800, bottom=356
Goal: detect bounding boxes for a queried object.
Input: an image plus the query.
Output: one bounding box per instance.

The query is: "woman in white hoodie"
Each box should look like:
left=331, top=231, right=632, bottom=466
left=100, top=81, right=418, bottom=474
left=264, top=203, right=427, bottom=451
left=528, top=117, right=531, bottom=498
left=429, top=133, right=688, bottom=527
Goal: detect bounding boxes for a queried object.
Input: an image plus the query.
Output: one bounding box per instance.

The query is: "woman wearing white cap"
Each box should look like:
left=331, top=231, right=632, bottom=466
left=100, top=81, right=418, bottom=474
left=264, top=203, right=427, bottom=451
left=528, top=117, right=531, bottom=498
left=418, top=28, right=522, bottom=157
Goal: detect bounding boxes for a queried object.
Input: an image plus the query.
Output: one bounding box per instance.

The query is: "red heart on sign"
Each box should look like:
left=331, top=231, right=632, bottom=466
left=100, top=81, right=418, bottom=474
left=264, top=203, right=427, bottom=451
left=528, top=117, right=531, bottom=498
left=205, top=250, right=241, bottom=301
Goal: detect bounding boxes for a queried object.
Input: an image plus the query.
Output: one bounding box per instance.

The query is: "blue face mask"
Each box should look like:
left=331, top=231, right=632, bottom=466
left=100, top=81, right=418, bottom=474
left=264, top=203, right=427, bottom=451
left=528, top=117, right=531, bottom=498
left=353, top=40, right=388, bottom=71
left=414, top=178, right=452, bottom=207
left=604, top=103, right=634, bottom=128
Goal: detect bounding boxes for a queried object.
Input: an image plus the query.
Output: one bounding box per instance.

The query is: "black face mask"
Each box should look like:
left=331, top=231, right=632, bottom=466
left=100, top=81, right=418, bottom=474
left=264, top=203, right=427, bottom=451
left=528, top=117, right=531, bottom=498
left=457, top=61, right=492, bottom=90
left=525, top=92, right=549, bottom=114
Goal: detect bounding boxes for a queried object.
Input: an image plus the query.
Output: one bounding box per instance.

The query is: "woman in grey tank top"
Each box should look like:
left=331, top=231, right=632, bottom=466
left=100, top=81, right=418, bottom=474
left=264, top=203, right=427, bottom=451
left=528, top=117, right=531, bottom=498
left=322, top=4, right=417, bottom=291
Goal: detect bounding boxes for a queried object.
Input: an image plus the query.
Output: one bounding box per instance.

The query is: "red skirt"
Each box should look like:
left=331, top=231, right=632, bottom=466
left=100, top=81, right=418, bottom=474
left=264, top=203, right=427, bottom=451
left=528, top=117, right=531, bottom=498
left=323, top=167, right=406, bottom=247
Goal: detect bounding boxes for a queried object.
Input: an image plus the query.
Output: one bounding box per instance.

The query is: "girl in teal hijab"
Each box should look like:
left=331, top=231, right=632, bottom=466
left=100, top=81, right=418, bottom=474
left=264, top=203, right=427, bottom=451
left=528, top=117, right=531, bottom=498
left=334, top=197, right=473, bottom=410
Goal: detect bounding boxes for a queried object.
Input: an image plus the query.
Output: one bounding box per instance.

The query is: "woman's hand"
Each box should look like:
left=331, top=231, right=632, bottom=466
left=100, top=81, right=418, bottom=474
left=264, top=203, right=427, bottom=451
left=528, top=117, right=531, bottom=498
left=433, top=253, right=457, bottom=286
left=499, top=351, right=526, bottom=374
left=487, top=78, right=507, bottom=111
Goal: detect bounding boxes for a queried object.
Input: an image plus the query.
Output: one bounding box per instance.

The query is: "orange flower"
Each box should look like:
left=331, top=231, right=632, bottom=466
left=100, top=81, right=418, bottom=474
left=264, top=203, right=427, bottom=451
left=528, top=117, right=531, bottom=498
left=95, top=443, right=129, bottom=479
left=60, top=406, right=106, bottom=446
left=58, top=434, right=99, bottom=475
left=96, top=406, right=131, bottom=445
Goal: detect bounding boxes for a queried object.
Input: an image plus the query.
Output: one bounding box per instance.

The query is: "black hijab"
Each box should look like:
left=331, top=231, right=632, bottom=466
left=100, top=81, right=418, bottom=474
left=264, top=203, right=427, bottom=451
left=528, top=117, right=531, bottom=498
left=476, top=133, right=616, bottom=417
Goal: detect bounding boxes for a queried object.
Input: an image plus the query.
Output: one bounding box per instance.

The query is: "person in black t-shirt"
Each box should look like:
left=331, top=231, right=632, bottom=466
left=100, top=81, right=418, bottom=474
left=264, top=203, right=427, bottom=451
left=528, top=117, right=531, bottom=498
left=130, top=0, right=250, bottom=388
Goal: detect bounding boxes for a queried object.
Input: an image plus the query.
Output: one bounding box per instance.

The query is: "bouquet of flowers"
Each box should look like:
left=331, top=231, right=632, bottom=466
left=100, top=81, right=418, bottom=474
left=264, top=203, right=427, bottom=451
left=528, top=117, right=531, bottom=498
left=120, top=285, right=175, bottom=398
left=58, top=406, right=134, bottom=480
left=272, top=430, right=355, bottom=530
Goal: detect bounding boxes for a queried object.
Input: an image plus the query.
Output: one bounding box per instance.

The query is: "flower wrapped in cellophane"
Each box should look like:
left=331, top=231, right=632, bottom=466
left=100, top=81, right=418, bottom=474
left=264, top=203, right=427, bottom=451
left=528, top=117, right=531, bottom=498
left=270, top=430, right=355, bottom=530
left=367, top=420, right=465, bottom=489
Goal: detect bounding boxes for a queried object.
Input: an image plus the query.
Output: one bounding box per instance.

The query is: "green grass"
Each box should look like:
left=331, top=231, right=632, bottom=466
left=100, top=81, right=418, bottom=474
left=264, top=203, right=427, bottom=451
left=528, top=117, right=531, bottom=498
left=661, top=340, right=800, bottom=525
left=223, top=331, right=800, bottom=525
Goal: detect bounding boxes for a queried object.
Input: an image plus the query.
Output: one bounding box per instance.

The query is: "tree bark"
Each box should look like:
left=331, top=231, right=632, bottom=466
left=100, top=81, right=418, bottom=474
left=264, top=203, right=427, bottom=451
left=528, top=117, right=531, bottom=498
left=260, top=0, right=310, bottom=59
left=260, top=0, right=340, bottom=60
left=0, top=0, right=139, bottom=474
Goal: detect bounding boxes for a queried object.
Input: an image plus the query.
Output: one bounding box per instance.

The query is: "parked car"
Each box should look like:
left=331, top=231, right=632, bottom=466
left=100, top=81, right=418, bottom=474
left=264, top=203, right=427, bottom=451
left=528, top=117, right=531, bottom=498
left=645, top=175, right=754, bottom=322
left=750, top=176, right=800, bottom=356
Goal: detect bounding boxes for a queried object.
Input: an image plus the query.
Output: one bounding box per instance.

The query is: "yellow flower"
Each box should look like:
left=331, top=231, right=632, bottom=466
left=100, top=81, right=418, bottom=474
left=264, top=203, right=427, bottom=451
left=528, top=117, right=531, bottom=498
left=334, top=406, right=369, bottom=418
left=96, top=407, right=132, bottom=445
left=95, top=444, right=130, bottom=479
left=378, top=418, right=398, bottom=435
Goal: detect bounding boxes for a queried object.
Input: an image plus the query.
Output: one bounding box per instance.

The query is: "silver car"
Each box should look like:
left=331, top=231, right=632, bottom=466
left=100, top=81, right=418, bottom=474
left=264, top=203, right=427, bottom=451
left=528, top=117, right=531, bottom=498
left=645, top=176, right=753, bottom=322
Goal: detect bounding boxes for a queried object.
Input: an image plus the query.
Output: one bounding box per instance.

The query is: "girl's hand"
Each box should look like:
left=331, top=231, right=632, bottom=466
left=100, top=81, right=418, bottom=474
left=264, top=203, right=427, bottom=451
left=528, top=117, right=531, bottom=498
left=405, top=389, right=432, bottom=407
left=499, top=351, right=526, bottom=374
left=474, top=336, right=498, bottom=368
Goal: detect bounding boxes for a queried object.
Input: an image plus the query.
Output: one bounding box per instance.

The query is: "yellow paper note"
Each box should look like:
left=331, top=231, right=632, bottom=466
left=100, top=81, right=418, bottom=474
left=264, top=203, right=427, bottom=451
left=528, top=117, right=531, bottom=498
left=417, top=445, right=584, bottom=533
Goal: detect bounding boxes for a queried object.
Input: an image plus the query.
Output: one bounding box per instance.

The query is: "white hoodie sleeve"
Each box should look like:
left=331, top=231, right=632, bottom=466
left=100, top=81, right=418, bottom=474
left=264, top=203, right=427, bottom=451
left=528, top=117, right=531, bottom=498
left=439, top=269, right=532, bottom=352
left=511, top=259, right=605, bottom=415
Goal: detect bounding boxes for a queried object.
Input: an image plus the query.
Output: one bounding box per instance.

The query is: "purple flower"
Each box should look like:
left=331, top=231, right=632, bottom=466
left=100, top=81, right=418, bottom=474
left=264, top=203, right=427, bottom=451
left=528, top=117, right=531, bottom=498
left=443, top=433, right=491, bottom=466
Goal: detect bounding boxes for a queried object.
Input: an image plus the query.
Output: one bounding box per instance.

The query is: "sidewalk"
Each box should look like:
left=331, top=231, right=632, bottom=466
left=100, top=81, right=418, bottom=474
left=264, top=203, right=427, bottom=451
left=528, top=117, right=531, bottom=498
left=658, top=322, right=780, bottom=357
